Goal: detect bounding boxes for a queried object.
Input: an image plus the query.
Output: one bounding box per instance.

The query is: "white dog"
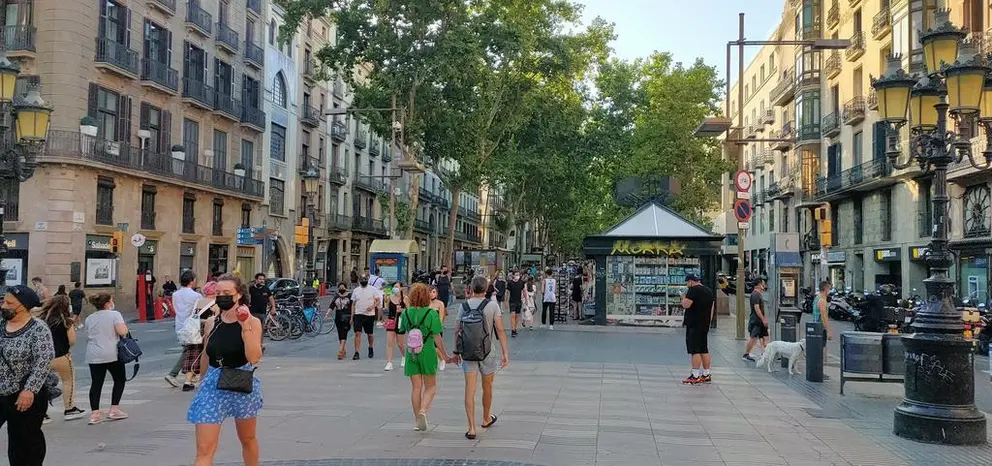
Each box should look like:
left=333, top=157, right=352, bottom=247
left=754, top=338, right=806, bottom=375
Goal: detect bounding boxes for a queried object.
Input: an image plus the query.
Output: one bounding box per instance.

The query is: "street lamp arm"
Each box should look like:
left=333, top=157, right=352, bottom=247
left=324, top=107, right=398, bottom=116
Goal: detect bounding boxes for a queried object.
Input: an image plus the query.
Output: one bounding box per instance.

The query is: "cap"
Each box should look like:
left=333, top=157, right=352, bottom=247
left=7, top=285, right=41, bottom=310
left=685, top=273, right=701, bottom=283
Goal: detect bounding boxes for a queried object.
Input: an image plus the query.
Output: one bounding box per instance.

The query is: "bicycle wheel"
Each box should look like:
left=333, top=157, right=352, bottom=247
left=305, top=309, right=322, bottom=337
left=318, top=308, right=336, bottom=335
left=266, top=314, right=289, bottom=341
left=288, top=312, right=305, bottom=339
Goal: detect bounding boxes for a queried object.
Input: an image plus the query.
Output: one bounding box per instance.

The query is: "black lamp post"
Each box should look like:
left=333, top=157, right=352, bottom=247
left=0, top=52, right=52, bottom=293
left=871, top=8, right=988, bottom=445
left=301, top=163, right=320, bottom=284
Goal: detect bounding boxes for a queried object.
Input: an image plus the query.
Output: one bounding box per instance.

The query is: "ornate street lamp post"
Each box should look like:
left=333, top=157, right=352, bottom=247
left=872, top=8, right=988, bottom=445
left=0, top=52, right=52, bottom=292
left=301, top=164, right=320, bottom=283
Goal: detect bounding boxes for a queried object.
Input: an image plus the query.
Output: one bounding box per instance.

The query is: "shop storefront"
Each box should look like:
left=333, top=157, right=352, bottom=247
left=958, top=250, right=989, bottom=301
left=1, top=233, right=29, bottom=286
left=827, top=251, right=846, bottom=289
left=85, top=234, right=116, bottom=288
left=137, top=240, right=157, bottom=276
left=180, top=242, right=196, bottom=274
left=873, top=247, right=902, bottom=287
left=582, top=202, right=722, bottom=326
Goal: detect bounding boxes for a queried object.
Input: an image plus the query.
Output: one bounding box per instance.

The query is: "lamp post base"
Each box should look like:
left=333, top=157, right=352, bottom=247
left=893, top=333, right=986, bottom=445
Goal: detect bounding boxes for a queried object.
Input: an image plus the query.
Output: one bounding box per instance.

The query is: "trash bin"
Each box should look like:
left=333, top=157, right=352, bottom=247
left=805, top=321, right=824, bottom=383
left=779, top=308, right=803, bottom=368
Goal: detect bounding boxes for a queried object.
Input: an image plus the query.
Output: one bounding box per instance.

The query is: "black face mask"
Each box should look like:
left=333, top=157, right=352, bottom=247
left=216, top=295, right=236, bottom=311
left=1, top=308, right=15, bottom=320
left=339, top=287, right=347, bottom=294
left=360, top=280, right=369, bottom=287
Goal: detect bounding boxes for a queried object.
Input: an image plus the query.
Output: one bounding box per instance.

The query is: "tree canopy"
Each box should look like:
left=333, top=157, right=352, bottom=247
left=279, top=0, right=727, bottom=258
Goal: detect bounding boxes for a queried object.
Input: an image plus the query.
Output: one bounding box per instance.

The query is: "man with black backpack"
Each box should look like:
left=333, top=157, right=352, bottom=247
left=452, top=275, right=509, bottom=440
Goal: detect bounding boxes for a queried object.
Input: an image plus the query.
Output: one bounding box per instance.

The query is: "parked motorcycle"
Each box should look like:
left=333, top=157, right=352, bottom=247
left=801, top=287, right=815, bottom=314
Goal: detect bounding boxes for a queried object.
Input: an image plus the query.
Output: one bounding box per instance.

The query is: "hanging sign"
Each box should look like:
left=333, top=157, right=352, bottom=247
left=130, top=233, right=147, bottom=248
left=610, top=240, right=687, bottom=256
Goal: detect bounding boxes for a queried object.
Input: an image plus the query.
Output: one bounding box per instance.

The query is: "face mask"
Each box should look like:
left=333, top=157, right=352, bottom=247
left=216, top=295, right=236, bottom=311
left=339, top=287, right=347, bottom=294
left=1, top=308, right=15, bottom=320
left=360, top=280, right=369, bottom=287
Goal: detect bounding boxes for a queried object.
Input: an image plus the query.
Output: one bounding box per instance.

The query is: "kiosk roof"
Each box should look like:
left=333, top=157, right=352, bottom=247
left=598, top=202, right=720, bottom=239
left=369, top=239, right=419, bottom=254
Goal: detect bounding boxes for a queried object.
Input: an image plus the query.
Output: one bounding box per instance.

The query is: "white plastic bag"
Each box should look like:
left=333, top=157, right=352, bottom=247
left=177, top=300, right=212, bottom=345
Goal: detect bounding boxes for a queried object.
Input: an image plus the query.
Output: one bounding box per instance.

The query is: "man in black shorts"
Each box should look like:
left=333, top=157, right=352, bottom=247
left=743, top=278, right=769, bottom=362
left=248, top=273, right=275, bottom=320
left=681, top=273, right=715, bottom=384
left=506, top=269, right=526, bottom=337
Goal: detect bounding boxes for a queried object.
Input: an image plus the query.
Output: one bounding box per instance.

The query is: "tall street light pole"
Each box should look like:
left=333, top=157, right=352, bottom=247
left=871, top=7, right=987, bottom=445
left=301, top=164, right=319, bottom=284
left=695, top=14, right=849, bottom=339
left=0, top=52, right=52, bottom=293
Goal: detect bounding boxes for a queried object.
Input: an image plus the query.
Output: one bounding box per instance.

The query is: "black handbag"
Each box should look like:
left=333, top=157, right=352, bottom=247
left=117, top=332, right=142, bottom=381
left=216, top=361, right=255, bottom=393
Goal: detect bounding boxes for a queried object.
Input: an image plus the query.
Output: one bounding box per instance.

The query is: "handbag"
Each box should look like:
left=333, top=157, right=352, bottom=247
left=384, top=318, right=397, bottom=331
left=178, top=300, right=212, bottom=345
left=117, top=333, right=142, bottom=381
left=216, top=361, right=255, bottom=393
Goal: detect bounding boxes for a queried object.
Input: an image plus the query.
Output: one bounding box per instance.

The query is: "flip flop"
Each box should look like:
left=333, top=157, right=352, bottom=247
left=465, top=432, right=476, bottom=440
left=482, top=414, right=497, bottom=428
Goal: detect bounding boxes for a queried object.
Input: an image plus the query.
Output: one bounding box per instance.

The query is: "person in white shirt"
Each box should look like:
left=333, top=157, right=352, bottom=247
left=165, top=270, right=202, bottom=387
left=366, top=266, right=385, bottom=290
left=350, top=276, right=381, bottom=360
left=541, top=268, right=557, bottom=330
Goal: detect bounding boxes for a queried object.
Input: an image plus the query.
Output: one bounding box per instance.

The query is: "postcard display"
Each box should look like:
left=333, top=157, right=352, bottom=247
left=606, top=255, right=701, bottom=326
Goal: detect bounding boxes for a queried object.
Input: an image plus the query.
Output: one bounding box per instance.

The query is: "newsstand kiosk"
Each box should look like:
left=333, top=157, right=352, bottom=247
left=582, top=201, right=723, bottom=326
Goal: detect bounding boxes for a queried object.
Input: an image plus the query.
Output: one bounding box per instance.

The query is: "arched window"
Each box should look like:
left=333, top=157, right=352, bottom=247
left=273, top=72, right=287, bottom=108
left=269, top=20, right=276, bottom=45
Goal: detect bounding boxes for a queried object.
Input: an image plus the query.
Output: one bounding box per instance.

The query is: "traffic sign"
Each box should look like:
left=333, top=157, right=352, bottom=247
left=130, top=233, right=146, bottom=247
left=734, top=199, right=753, bottom=222
left=738, top=221, right=750, bottom=230
left=733, top=170, right=752, bottom=192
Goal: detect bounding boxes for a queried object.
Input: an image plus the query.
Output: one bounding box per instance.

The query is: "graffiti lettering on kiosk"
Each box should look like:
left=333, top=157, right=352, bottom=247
left=610, top=241, right=687, bottom=256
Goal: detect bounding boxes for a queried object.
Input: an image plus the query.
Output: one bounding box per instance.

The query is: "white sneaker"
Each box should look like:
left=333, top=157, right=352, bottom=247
left=550, top=325, right=555, bottom=330
left=439, top=358, right=446, bottom=371
left=401, top=358, right=406, bottom=368
left=164, top=375, right=180, bottom=387
left=384, top=361, right=394, bottom=371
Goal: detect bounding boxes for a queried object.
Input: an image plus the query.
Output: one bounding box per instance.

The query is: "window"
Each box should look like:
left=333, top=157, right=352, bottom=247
left=830, top=202, right=839, bottom=247
left=241, top=203, right=252, bottom=228
left=214, top=59, right=233, bottom=97
left=99, top=0, right=129, bottom=43
left=213, top=129, right=227, bottom=171
left=318, top=137, right=325, bottom=166
left=5, top=0, right=32, bottom=27
left=183, top=42, right=207, bottom=82
left=853, top=131, right=863, bottom=165
left=269, top=19, right=276, bottom=45
left=182, top=119, right=199, bottom=162
left=180, top=242, right=196, bottom=273
left=246, top=18, right=255, bottom=45
left=270, top=123, right=286, bottom=161
left=241, top=139, right=254, bottom=176
left=182, top=194, right=195, bottom=234
left=95, top=87, right=119, bottom=141
left=96, top=177, right=115, bottom=226
left=212, top=199, right=224, bottom=236
left=302, top=129, right=311, bottom=167
left=140, top=103, right=168, bottom=154
left=143, top=19, right=170, bottom=64
left=140, top=186, right=156, bottom=230
left=760, top=65, right=765, bottom=82
left=243, top=75, right=261, bottom=109
left=964, top=184, right=991, bottom=238
left=208, top=245, right=229, bottom=276
left=0, top=178, right=19, bottom=221
left=769, top=206, right=775, bottom=232
left=273, top=72, right=287, bottom=107
left=853, top=196, right=863, bottom=244
left=270, top=178, right=285, bottom=215
left=881, top=189, right=893, bottom=241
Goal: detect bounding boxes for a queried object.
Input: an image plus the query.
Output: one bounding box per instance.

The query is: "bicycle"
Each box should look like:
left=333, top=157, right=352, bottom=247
left=263, top=311, right=292, bottom=341
left=317, top=305, right=337, bottom=336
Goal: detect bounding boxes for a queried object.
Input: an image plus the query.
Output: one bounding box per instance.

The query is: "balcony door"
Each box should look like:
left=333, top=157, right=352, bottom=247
left=184, top=43, right=207, bottom=83
left=4, top=0, right=32, bottom=27
left=214, top=59, right=233, bottom=97
left=143, top=20, right=171, bottom=65
left=98, top=0, right=129, bottom=44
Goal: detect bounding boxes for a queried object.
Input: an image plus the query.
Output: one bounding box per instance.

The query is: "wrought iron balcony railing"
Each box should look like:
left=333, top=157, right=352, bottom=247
left=186, top=3, right=212, bottom=36
left=216, top=22, right=239, bottom=52
left=240, top=105, right=266, bottom=131
left=872, top=6, right=892, bottom=39
left=182, top=77, right=215, bottom=109
left=827, top=2, right=840, bottom=29
left=301, top=105, right=320, bottom=127
left=822, top=112, right=840, bottom=137
left=355, top=130, right=368, bottom=148
left=140, top=58, right=179, bottom=93
left=846, top=31, right=866, bottom=61
left=842, top=96, right=866, bottom=125
left=94, top=37, right=140, bottom=77
left=328, top=166, right=347, bottom=185
left=331, top=122, right=347, bottom=141
left=815, top=158, right=892, bottom=198
left=245, top=41, right=264, bottom=68
left=771, top=68, right=796, bottom=106
left=3, top=25, right=35, bottom=53
left=825, top=51, right=842, bottom=78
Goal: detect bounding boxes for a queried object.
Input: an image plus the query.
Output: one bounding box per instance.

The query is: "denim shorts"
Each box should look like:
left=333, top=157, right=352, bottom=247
left=461, top=356, right=500, bottom=376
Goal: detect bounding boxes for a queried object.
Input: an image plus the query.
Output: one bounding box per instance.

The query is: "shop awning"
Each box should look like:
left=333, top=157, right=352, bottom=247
left=369, top=239, right=419, bottom=254
left=776, top=252, right=803, bottom=268
left=598, top=201, right=721, bottom=239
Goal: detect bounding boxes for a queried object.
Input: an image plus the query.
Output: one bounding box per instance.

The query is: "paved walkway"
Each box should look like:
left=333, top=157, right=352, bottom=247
left=24, top=314, right=992, bottom=465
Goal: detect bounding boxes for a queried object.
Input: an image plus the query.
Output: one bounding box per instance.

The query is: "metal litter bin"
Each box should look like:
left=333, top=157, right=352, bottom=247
left=805, top=321, right=824, bottom=382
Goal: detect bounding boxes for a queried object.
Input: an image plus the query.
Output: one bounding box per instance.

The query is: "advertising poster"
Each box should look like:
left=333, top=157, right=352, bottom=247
left=1, top=258, right=22, bottom=286
left=86, top=258, right=116, bottom=286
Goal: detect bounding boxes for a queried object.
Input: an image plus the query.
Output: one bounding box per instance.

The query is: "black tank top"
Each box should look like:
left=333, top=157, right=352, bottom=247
left=387, top=293, right=405, bottom=319
left=206, top=319, right=249, bottom=368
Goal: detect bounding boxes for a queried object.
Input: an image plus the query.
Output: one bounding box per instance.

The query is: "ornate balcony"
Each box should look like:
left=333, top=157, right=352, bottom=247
left=213, top=92, right=242, bottom=122
left=94, top=37, right=139, bottom=78
left=382, top=146, right=393, bottom=162
left=822, top=112, right=841, bottom=138
left=328, top=166, right=347, bottom=185
left=3, top=25, right=35, bottom=57
left=355, top=130, right=368, bottom=149
left=355, top=175, right=387, bottom=194
left=149, top=0, right=176, bottom=15
left=827, top=2, right=839, bottom=29
left=303, top=60, right=316, bottom=82
left=867, top=88, right=878, bottom=110
left=185, top=2, right=212, bottom=37
left=352, top=215, right=387, bottom=235
left=815, top=158, right=894, bottom=201
left=328, top=214, right=351, bottom=231
left=872, top=6, right=891, bottom=39
left=182, top=77, right=215, bottom=110
left=246, top=0, right=261, bottom=17
left=39, top=130, right=264, bottom=198
left=825, top=51, right=842, bottom=79
left=240, top=105, right=266, bottom=132
left=846, top=31, right=865, bottom=61
left=301, top=105, right=320, bottom=127
left=771, top=68, right=796, bottom=106
left=773, top=121, right=794, bottom=151
left=331, top=122, right=347, bottom=142
left=842, top=96, right=866, bottom=126
left=245, top=41, right=264, bottom=69
left=762, top=149, right=775, bottom=166
left=216, top=22, right=239, bottom=53
left=369, top=139, right=381, bottom=156
left=140, top=58, right=179, bottom=94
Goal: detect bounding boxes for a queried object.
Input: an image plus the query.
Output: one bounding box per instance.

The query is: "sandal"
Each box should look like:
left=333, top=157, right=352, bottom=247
left=465, top=431, right=476, bottom=440
left=482, top=414, right=498, bottom=428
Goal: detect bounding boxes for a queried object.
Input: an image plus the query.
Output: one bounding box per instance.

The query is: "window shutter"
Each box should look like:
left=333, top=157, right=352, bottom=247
left=161, top=110, right=172, bottom=153
left=98, top=0, right=107, bottom=39
left=873, top=122, right=885, bottom=161
left=87, top=83, right=99, bottom=118
left=182, top=41, right=190, bottom=77
left=139, top=102, right=149, bottom=130
left=125, top=8, right=132, bottom=46
left=117, top=95, right=132, bottom=143
left=166, top=30, right=173, bottom=64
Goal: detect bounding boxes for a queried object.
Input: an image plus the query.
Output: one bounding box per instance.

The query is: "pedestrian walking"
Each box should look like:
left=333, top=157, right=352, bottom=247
left=332, top=283, right=353, bottom=360
left=178, top=282, right=218, bottom=392
left=166, top=270, right=204, bottom=387
left=571, top=272, right=584, bottom=320
left=493, top=271, right=507, bottom=312
left=742, top=278, right=769, bottom=362
left=384, top=282, right=408, bottom=372
left=0, top=285, right=52, bottom=466
left=401, top=283, right=452, bottom=431
left=31, top=277, right=51, bottom=302
left=69, top=282, right=86, bottom=327
left=506, top=270, right=525, bottom=337
left=428, top=285, right=448, bottom=371
left=453, top=275, right=509, bottom=439
left=248, top=273, right=275, bottom=321
left=434, top=265, right=452, bottom=307
left=36, top=295, right=85, bottom=421
left=187, top=273, right=263, bottom=466
left=84, top=292, right=130, bottom=424
left=55, top=284, right=67, bottom=296
left=541, top=269, right=557, bottom=330
left=351, top=275, right=381, bottom=360
left=523, top=275, right=536, bottom=329
left=680, top=274, right=715, bottom=384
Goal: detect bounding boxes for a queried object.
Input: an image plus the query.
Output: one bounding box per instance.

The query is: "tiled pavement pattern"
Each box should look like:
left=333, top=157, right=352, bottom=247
left=31, top=314, right=992, bottom=465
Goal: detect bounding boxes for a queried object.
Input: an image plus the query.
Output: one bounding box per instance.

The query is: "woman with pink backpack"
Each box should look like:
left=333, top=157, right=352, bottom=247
left=398, top=283, right=454, bottom=432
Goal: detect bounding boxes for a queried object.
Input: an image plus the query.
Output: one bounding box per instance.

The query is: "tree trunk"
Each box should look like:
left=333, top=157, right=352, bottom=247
left=446, top=186, right=461, bottom=270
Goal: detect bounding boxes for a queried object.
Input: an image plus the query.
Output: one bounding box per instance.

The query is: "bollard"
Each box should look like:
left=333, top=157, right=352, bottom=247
left=805, top=321, right=824, bottom=383
left=779, top=309, right=802, bottom=368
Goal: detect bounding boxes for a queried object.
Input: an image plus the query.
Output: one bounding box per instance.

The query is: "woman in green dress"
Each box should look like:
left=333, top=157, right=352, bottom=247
left=399, top=283, right=452, bottom=432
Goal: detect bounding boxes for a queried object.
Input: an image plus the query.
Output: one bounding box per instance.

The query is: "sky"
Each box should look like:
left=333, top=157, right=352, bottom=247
left=579, top=0, right=785, bottom=78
